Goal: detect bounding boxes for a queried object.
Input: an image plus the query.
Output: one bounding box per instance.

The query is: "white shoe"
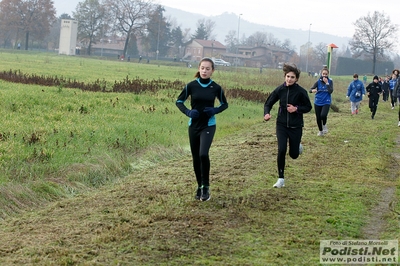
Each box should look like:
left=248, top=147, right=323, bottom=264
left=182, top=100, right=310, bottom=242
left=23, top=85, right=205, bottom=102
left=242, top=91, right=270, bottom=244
left=322, top=125, right=328, bottom=134
left=398, top=121, right=400, bottom=127
left=317, top=131, right=324, bottom=136
left=299, top=143, right=303, bottom=155
left=273, top=178, right=285, bottom=188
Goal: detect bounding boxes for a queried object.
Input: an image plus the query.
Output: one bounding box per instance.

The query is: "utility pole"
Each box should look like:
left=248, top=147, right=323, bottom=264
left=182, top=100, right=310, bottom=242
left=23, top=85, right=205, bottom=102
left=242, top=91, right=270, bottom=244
left=306, top=23, right=312, bottom=73
left=235, top=13, right=242, bottom=70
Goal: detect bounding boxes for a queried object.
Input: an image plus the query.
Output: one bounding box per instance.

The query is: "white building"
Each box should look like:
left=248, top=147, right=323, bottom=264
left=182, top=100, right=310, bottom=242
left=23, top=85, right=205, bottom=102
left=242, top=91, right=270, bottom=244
left=59, top=19, right=78, bottom=55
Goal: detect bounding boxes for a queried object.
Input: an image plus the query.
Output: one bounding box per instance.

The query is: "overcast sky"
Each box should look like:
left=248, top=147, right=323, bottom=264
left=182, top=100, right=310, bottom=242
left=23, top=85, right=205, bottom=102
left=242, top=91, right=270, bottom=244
left=54, top=0, right=399, bottom=44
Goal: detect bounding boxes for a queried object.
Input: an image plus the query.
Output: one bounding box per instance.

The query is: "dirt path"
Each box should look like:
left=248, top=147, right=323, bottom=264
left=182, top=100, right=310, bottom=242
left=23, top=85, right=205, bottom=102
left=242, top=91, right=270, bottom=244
left=361, top=135, right=400, bottom=239
left=0, top=122, right=398, bottom=265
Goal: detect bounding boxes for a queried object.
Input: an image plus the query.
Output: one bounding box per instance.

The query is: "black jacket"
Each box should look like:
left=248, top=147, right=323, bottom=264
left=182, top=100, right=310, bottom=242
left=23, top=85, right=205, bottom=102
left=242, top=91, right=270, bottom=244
left=264, top=83, right=312, bottom=128
left=394, top=78, right=400, bottom=98
left=366, top=82, right=382, bottom=98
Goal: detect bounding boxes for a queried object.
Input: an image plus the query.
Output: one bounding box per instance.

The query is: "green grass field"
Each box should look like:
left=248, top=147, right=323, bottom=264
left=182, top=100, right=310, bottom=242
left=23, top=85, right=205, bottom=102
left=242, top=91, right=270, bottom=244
left=0, top=50, right=398, bottom=265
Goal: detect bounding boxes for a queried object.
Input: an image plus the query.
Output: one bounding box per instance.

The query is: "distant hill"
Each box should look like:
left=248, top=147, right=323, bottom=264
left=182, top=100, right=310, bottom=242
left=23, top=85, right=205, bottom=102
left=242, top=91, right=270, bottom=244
left=164, top=6, right=351, bottom=54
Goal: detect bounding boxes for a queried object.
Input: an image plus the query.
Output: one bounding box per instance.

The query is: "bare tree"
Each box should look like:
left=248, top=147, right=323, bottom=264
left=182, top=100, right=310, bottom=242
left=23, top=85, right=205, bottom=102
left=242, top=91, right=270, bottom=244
left=246, top=31, right=267, bottom=47
left=349, top=11, right=398, bottom=73
left=73, top=0, right=107, bottom=55
left=0, top=0, right=56, bottom=50
left=265, top=32, right=280, bottom=46
left=0, top=2, right=17, bottom=48
left=313, top=42, right=328, bottom=66
left=392, top=54, right=400, bottom=69
left=281, top=38, right=295, bottom=51
left=224, top=30, right=236, bottom=53
left=105, top=0, right=154, bottom=56
left=203, top=19, right=216, bottom=40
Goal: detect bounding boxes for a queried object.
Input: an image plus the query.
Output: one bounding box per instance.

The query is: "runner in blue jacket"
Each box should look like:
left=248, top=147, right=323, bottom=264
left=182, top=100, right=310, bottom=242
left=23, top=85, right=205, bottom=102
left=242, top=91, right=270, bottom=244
left=309, top=67, right=333, bottom=136
left=389, top=70, right=399, bottom=109
left=346, top=74, right=365, bottom=114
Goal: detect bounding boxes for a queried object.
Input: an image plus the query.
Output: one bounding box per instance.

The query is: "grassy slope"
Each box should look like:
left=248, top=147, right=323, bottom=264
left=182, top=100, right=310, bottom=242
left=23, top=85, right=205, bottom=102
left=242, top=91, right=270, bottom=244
left=0, top=51, right=398, bottom=265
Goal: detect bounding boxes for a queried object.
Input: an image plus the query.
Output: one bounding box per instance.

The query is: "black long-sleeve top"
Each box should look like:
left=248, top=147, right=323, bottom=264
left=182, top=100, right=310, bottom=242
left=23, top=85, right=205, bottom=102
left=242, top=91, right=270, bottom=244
left=176, top=78, right=228, bottom=130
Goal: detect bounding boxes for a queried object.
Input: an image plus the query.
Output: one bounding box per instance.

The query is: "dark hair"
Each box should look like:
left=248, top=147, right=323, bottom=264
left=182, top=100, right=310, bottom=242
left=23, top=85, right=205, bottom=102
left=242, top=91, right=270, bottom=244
left=321, top=67, right=329, bottom=74
left=194, top=57, right=215, bottom=78
left=282, top=63, right=300, bottom=79
left=353, top=73, right=358, bottom=78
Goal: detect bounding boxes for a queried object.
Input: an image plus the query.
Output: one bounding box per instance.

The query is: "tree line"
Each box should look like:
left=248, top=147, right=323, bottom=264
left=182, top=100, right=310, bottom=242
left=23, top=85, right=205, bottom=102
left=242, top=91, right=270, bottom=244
left=0, top=0, right=398, bottom=73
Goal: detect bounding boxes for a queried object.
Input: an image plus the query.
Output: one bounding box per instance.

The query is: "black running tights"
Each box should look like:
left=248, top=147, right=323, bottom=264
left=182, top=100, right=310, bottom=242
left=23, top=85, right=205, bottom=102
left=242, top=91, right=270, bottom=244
left=276, top=124, right=302, bottom=179
left=314, top=104, right=330, bottom=131
left=188, top=126, right=216, bottom=187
